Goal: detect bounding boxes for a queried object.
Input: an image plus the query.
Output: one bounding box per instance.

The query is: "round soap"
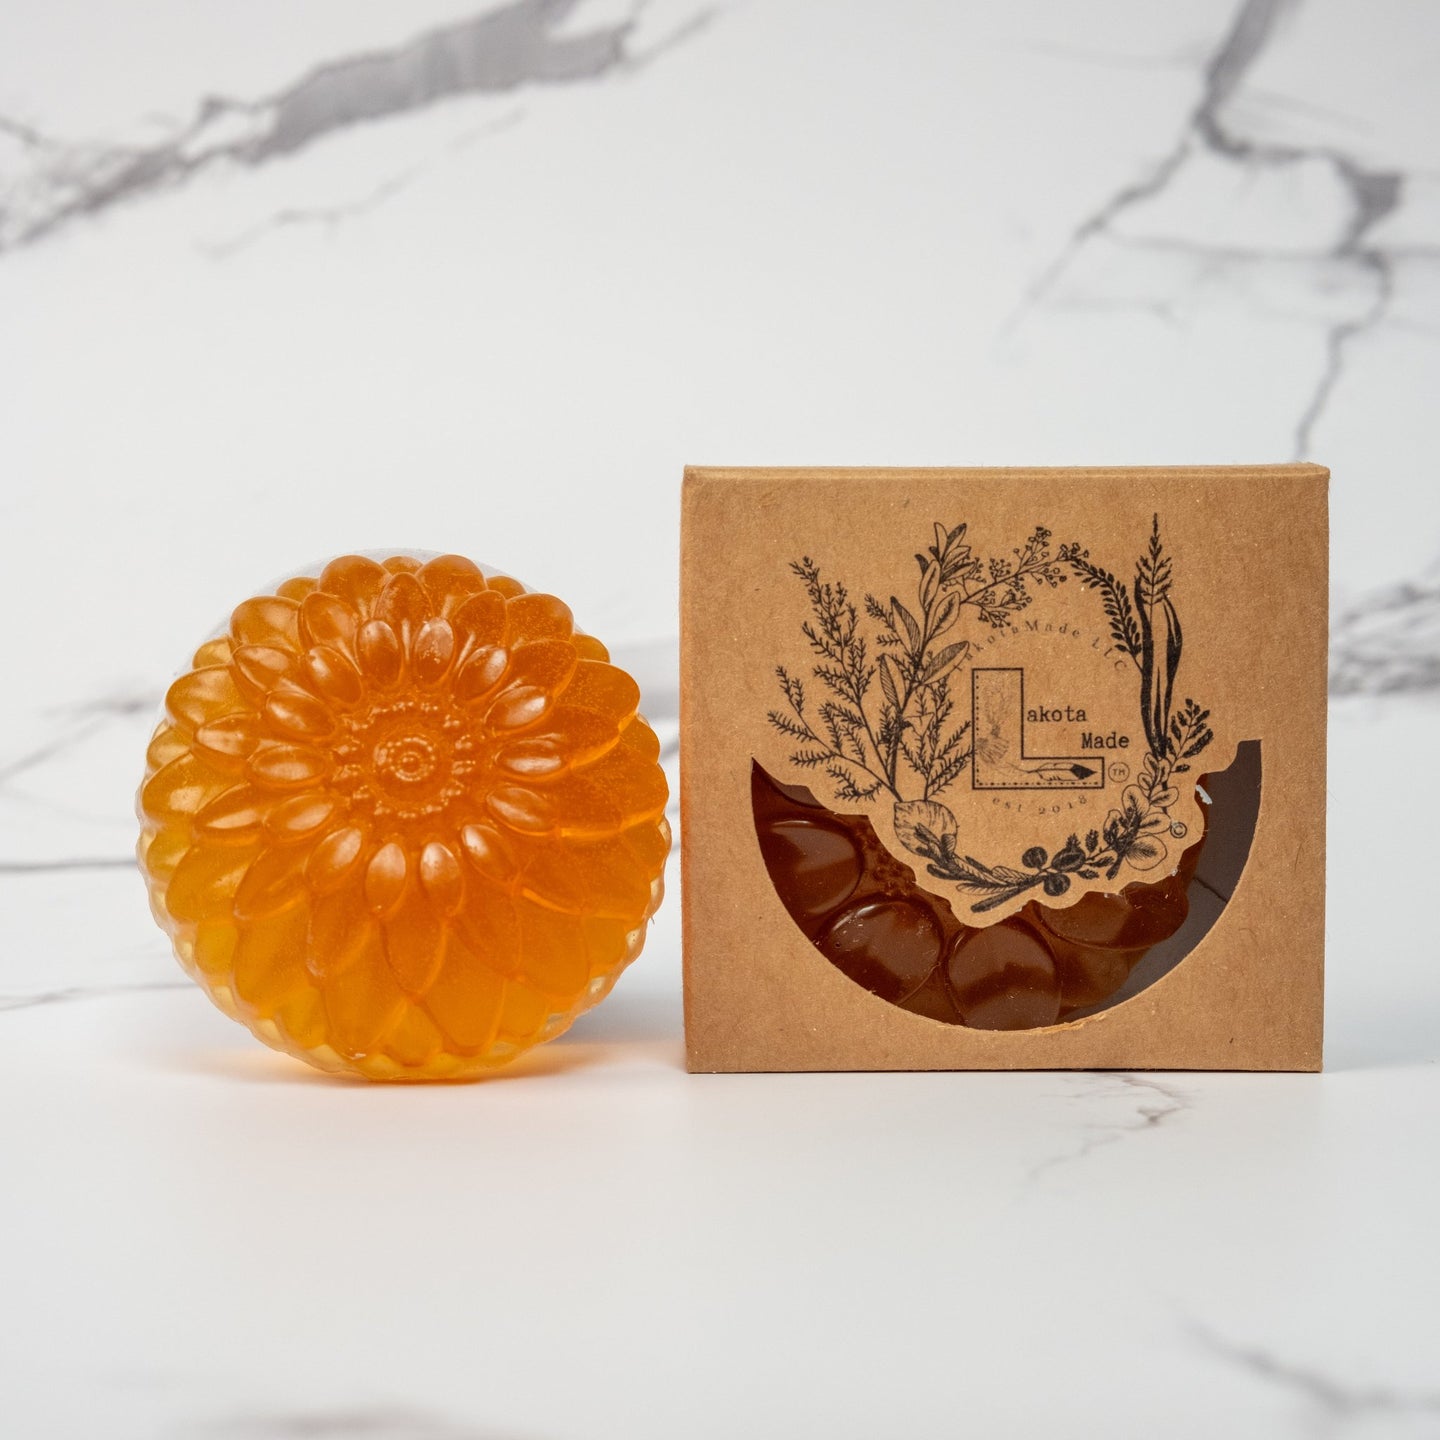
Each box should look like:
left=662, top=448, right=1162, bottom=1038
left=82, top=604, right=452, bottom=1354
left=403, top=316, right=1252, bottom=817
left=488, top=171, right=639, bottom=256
left=945, top=920, right=1062, bottom=1031
left=138, top=554, right=670, bottom=1080
left=817, top=898, right=944, bottom=1004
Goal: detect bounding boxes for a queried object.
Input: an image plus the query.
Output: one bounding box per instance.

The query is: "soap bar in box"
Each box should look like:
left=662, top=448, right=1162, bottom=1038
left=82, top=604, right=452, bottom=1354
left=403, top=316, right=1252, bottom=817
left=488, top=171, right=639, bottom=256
left=681, top=464, right=1327, bottom=1073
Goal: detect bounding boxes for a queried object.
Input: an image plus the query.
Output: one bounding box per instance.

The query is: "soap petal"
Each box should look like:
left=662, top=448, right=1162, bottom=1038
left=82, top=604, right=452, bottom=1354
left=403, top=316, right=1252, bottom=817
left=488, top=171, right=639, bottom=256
left=166, top=666, right=244, bottom=733
left=616, top=714, right=663, bottom=764
left=457, top=823, right=516, bottom=884
left=419, top=840, right=465, bottom=916
left=506, top=592, right=574, bottom=643
left=146, top=722, right=190, bottom=771
left=453, top=645, right=508, bottom=704
left=305, top=879, right=374, bottom=981
left=231, top=595, right=301, bottom=650
left=298, top=591, right=358, bottom=652
left=411, top=617, right=457, bottom=686
left=423, top=937, right=506, bottom=1052
left=142, top=751, right=232, bottom=822
left=452, top=591, right=506, bottom=652
left=319, top=931, right=407, bottom=1059
left=417, top=554, right=487, bottom=613
left=545, top=739, right=669, bottom=834
left=562, top=660, right=640, bottom=724
left=246, top=742, right=330, bottom=791
left=357, top=619, right=402, bottom=687
left=451, top=874, right=522, bottom=977
left=486, top=685, right=552, bottom=732
left=230, top=904, right=314, bottom=1019
left=231, top=645, right=300, bottom=703
left=194, top=714, right=264, bottom=764
left=276, top=575, right=317, bottom=602
left=194, top=784, right=270, bottom=842
left=518, top=833, right=655, bottom=917
left=505, top=639, right=578, bottom=696
left=302, top=645, right=364, bottom=708
left=191, top=637, right=233, bottom=668
left=383, top=1001, right=446, bottom=1069
left=515, top=901, right=589, bottom=995
left=495, top=737, right=565, bottom=779
left=486, top=785, right=556, bottom=835
left=304, top=825, right=367, bottom=895
left=166, top=842, right=259, bottom=923
left=374, top=571, right=429, bottom=645
left=319, top=555, right=387, bottom=611
left=234, top=844, right=311, bottom=920
left=263, top=690, right=336, bottom=742
left=495, top=976, right=552, bottom=1046
left=365, top=840, right=410, bottom=915
left=382, top=885, right=447, bottom=997
left=536, top=707, right=625, bottom=766
left=264, top=791, right=340, bottom=842
left=571, top=633, right=609, bottom=663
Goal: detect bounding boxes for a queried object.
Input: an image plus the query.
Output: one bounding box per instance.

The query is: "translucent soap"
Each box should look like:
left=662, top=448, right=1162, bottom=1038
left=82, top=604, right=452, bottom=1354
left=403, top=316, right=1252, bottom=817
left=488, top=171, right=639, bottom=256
left=753, top=763, right=1206, bottom=1030
left=138, top=554, right=670, bottom=1080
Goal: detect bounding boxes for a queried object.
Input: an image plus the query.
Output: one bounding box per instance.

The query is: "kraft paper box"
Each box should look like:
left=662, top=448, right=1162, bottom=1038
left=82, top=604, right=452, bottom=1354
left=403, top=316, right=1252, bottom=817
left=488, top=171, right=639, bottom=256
left=680, top=465, right=1328, bottom=1073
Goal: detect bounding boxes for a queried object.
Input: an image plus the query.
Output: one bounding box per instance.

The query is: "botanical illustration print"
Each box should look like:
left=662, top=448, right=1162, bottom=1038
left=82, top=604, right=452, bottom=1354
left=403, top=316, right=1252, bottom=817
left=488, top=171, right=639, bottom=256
left=769, top=523, right=1072, bottom=803
left=767, top=517, right=1213, bottom=914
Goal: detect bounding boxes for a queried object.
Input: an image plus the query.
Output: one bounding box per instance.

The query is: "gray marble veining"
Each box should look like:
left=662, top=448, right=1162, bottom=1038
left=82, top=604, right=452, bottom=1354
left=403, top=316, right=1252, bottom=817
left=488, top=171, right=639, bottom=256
left=1025, top=1071, right=1191, bottom=1183
left=0, top=978, right=187, bottom=1012
left=199, top=1409, right=522, bottom=1440
left=0, top=0, right=712, bottom=252
left=1331, top=573, right=1440, bottom=695
left=1016, top=0, right=1439, bottom=468
left=1187, top=1322, right=1440, bottom=1438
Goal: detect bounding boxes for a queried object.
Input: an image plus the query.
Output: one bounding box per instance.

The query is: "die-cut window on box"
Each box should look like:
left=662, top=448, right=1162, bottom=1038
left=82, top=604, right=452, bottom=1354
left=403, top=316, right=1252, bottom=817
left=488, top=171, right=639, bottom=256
left=751, top=741, right=1261, bottom=1030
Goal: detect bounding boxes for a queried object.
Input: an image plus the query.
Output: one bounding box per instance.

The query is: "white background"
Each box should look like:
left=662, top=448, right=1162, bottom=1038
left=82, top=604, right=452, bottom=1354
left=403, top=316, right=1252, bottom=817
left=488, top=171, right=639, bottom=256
left=2, top=2, right=1438, bottom=1436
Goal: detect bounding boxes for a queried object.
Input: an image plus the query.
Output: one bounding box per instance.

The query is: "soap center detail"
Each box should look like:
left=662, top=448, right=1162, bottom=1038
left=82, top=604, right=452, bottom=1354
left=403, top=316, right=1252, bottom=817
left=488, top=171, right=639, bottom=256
left=375, top=730, right=444, bottom=789
left=334, top=695, right=482, bottom=825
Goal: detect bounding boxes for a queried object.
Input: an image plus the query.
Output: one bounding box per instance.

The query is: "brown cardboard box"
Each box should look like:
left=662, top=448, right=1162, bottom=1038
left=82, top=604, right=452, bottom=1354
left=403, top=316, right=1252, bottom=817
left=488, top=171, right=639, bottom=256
left=680, top=466, right=1327, bottom=1072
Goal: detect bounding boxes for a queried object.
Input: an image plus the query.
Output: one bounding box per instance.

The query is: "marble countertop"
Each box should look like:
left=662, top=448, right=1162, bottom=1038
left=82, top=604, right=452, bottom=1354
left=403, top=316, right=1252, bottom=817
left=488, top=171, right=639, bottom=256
left=3, top=2, right=1438, bottom=1436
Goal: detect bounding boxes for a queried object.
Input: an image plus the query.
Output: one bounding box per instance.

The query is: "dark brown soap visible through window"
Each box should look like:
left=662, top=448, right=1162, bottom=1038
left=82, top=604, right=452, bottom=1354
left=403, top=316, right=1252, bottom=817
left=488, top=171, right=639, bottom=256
left=751, top=743, right=1261, bottom=1030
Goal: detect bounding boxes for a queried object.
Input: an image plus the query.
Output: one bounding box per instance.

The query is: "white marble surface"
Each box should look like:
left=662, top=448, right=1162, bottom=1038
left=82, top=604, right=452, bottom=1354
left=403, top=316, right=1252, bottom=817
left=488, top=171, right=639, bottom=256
left=2, top=2, right=1439, bottom=1436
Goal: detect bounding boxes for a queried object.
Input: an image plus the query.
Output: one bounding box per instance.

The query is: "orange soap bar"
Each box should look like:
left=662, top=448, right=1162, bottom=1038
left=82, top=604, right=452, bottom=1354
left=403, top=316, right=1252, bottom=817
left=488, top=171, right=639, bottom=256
left=138, top=554, right=670, bottom=1080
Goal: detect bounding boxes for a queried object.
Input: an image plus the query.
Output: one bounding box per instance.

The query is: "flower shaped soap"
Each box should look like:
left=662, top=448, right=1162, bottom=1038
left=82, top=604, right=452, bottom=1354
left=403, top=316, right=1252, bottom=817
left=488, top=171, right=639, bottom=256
left=138, top=554, right=669, bottom=1080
